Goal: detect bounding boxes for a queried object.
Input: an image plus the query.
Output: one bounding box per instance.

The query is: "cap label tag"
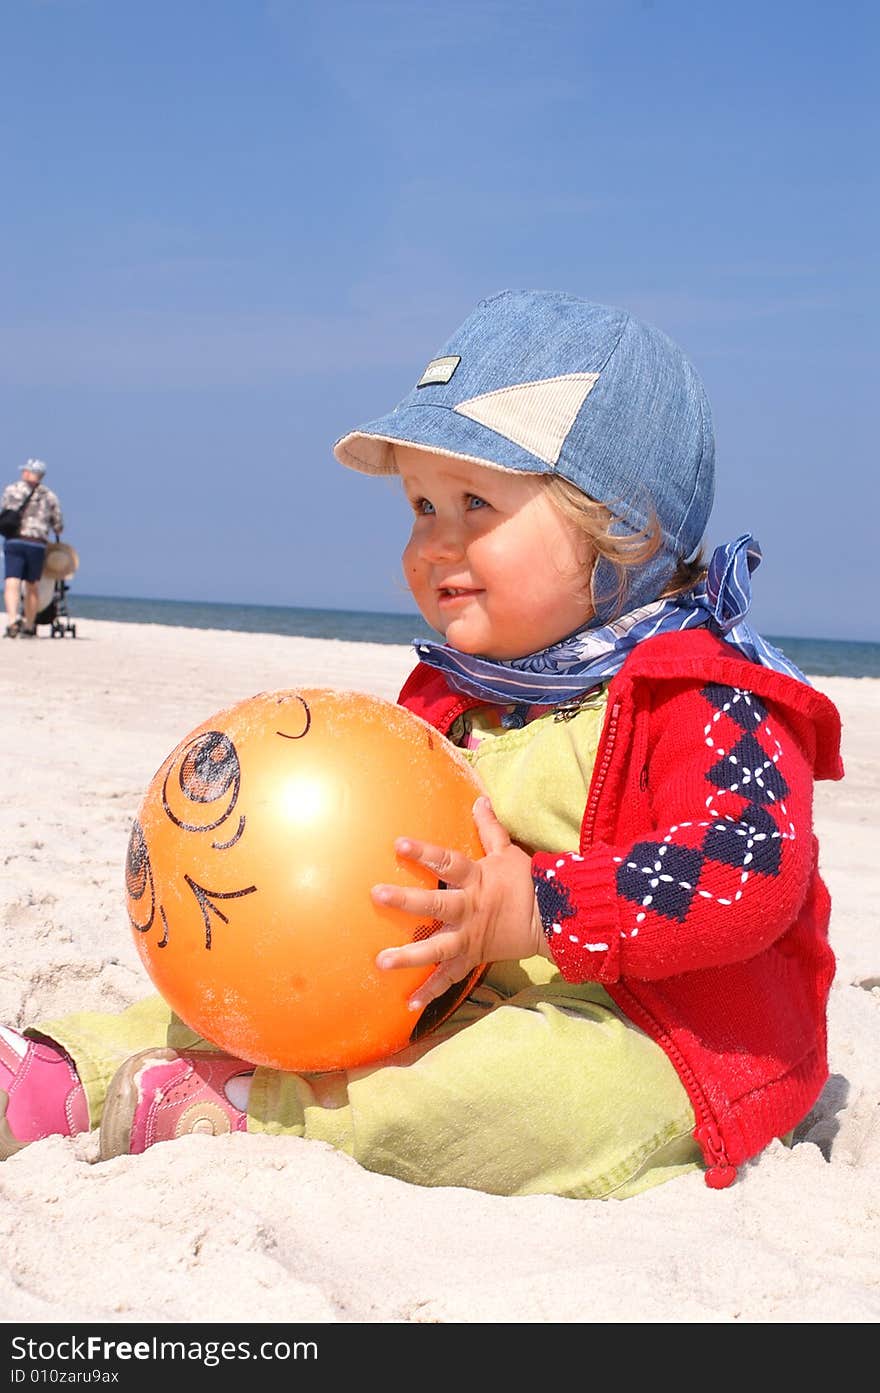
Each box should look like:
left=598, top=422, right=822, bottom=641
left=417, top=355, right=461, bottom=388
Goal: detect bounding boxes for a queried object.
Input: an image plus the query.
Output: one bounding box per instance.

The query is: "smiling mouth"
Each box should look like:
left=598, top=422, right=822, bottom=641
left=438, top=586, right=478, bottom=602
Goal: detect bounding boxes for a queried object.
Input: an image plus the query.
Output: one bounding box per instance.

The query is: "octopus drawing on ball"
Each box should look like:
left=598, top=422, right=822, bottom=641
left=124, top=688, right=487, bottom=1073
left=126, top=727, right=258, bottom=950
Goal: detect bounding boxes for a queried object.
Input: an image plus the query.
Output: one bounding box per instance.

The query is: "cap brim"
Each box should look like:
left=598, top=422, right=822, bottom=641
left=334, top=404, right=549, bottom=478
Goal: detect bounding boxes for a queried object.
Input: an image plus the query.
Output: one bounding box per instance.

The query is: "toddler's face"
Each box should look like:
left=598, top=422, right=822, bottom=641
left=396, top=445, right=593, bottom=660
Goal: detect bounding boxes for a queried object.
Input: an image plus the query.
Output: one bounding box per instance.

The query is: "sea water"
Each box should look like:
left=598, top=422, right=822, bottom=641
left=70, top=593, right=880, bottom=679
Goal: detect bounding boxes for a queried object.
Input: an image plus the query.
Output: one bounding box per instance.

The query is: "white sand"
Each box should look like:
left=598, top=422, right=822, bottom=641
left=1, top=620, right=878, bottom=1324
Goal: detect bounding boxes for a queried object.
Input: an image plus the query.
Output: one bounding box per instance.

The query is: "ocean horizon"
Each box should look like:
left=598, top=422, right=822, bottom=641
left=65, top=592, right=880, bottom=680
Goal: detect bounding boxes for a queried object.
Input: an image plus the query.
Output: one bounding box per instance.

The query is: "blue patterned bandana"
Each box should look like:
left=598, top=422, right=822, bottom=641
left=413, top=535, right=808, bottom=706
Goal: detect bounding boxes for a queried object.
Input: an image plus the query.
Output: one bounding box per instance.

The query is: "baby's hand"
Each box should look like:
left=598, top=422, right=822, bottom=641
left=371, top=795, right=548, bottom=1012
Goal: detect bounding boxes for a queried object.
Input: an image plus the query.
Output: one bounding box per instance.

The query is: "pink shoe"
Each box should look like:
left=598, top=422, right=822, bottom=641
left=99, top=1048, right=251, bottom=1159
left=0, top=1026, right=89, bottom=1158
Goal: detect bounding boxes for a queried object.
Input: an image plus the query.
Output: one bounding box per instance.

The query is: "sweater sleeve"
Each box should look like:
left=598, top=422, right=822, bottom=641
left=531, top=682, right=818, bottom=984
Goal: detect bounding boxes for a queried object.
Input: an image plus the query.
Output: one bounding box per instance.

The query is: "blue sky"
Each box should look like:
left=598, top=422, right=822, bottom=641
left=1, top=0, right=876, bottom=640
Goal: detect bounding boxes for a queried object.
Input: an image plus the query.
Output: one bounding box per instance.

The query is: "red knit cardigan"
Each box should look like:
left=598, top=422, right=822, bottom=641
left=398, top=629, right=844, bottom=1189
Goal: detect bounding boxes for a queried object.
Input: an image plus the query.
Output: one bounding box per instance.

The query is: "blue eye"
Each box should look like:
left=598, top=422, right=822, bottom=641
left=414, top=497, right=435, bottom=516
left=466, top=494, right=488, bottom=510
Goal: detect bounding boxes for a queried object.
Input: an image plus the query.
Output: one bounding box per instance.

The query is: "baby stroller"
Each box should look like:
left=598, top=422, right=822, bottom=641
left=34, top=540, right=79, bottom=638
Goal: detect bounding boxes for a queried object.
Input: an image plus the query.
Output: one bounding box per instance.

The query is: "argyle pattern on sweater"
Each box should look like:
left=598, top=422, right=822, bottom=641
left=533, top=682, right=798, bottom=971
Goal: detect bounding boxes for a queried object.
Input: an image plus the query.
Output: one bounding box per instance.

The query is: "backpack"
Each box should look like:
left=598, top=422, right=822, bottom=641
left=0, top=484, right=38, bottom=539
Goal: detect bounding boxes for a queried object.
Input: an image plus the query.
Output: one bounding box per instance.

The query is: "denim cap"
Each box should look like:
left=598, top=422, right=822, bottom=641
left=334, top=290, right=715, bottom=621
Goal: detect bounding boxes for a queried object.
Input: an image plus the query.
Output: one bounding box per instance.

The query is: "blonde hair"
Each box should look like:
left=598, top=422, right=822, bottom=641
left=541, top=474, right=707, bottom=621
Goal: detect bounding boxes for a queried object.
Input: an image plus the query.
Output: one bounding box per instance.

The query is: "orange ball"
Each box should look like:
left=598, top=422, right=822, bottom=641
left=124, top=688, right=486, bottom=1071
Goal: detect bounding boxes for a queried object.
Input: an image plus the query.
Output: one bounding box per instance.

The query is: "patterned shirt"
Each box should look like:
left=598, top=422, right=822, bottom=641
left=0, top=480, right=64, bottom=542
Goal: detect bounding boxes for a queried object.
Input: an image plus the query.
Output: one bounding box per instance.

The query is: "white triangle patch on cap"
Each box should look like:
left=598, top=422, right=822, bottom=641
left=453, top=372, right=600, bottom=465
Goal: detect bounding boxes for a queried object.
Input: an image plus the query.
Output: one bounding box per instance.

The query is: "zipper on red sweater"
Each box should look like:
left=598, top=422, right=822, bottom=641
left=584, top=704, right=738, bottom=1190
left=581, top=701, right=621, bottom=850
left=614, top=984, right=737, bottom=1189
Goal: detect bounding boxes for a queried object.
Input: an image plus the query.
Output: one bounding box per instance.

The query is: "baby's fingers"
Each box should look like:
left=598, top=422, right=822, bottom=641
left=374, top=927, right=461, bottom=976
left=370, top=879, right=463, bottom=925
left=405, top=958, right=474, bottom=1013
left=375, top=930, right=474, bottom=1012
left=392, top=835, right=476, bottom=888
left=472, top=795, right=512, bottom=855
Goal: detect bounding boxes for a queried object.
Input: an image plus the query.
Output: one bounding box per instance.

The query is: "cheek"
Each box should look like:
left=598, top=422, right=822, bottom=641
left=542, top=523, right=592, bottom=593
left=401, top=537, right=422, bottom=584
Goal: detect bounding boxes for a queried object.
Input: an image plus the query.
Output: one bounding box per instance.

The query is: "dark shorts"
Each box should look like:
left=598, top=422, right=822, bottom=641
left=4, top=537, right=46, bottom=583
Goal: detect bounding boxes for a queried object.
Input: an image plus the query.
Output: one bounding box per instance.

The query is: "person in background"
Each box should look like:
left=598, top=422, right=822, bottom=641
left=2, top=458, right=65, bottom=638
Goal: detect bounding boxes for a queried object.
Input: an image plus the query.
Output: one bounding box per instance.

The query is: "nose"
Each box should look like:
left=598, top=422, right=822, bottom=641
left=410, top=513, right=464, bottom=564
